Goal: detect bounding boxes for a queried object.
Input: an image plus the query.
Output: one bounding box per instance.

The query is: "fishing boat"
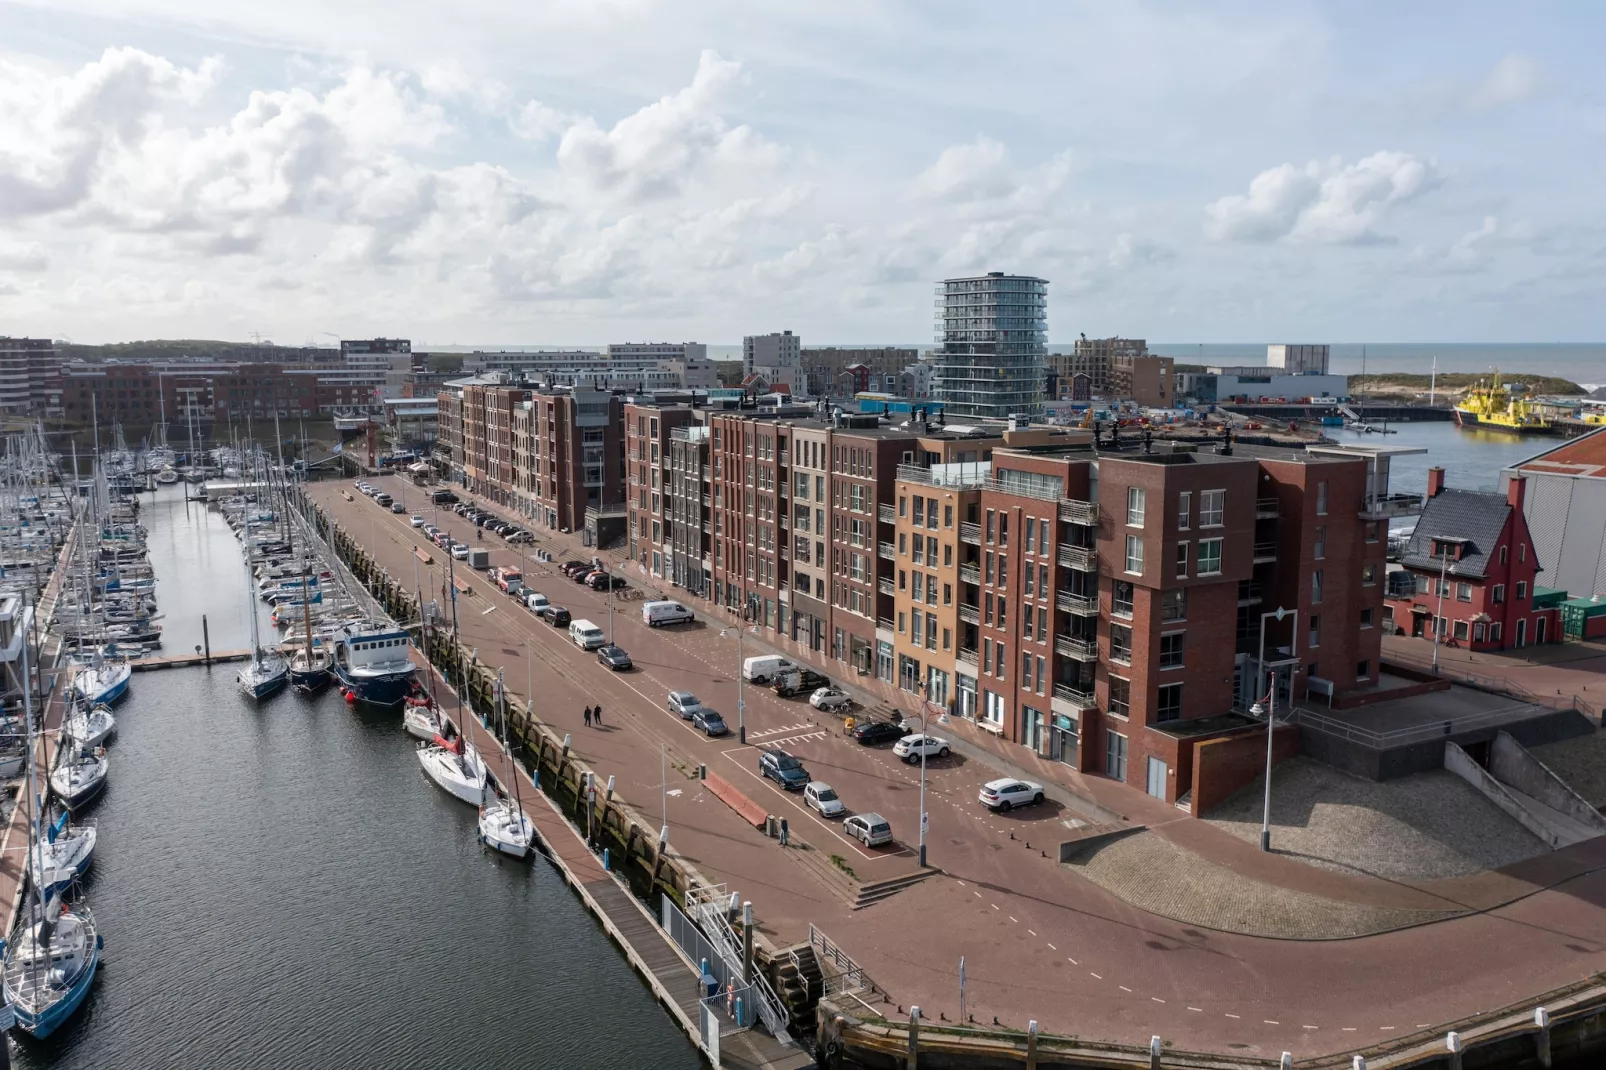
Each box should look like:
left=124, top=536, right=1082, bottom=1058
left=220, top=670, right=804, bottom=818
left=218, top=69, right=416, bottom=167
left=478, top=673, right=533, bottom=858
left=418, top=732, right=487, bottom=805
left=29, top=810, right=97, bottom=898
left=49, top=743, right=109, bottom=812
left=73, top=656, right=131, bottom=706
left=333, top=626, right=417, bottom=707
left=1454, top=371, right=1556, bottom=434
left=64, top=702, right=116, bottom=750
left=237, top=540, right=289, bottom=701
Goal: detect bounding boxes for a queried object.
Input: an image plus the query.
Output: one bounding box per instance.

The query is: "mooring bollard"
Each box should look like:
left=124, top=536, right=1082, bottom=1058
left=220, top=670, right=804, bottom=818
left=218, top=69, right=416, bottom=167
left=1149, top=1035, right=1162, bottom=1070
left=1534, top=1007, right=1552, bottom=1068
left=1352, top=1057, right=1366, bottom=1070
left=1280, top=1054, right=1292, bottom=1070
left=605, top=774, right=616, bottom=802
left=602, top=847, right=610, bottom=871
left=1445, top=1030, right=1463, bottom=1070
left=1025, top=1019, right=1039, bottom=1070
left=742, top=901, right=755, bottom=983
left=561, top=733, right=571, bottom=757
left=907, top=1006, right=920, bottom=1070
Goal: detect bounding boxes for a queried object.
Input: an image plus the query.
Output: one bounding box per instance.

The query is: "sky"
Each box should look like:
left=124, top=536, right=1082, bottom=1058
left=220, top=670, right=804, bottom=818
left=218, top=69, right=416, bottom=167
left=0, top=1, right=1601, bottom=346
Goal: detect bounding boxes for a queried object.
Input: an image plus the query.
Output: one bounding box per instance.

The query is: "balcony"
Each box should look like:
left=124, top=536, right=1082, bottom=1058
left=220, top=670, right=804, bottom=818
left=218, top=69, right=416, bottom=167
left=957, top=646, right=979, bottom=669
left=959, top=563, right=981, bottom=586
left=959, top=521, right=981, bottom=545
left=1059, top=498, right=1097, bottom=526
left=1256, top=498, right=1279, bottom=519
left=878, top=541, right=896, bottom=560
left=878, top=502, right=896, bottom=524
left=878, top=576, right=895, bottom=596
left=1056, top=589, right=1098, bottom=615
left=1058, top=544, right=1097, bottom=572
left=958, top=602, right=980, bottom=625
left=1051, top=683, right=1098, bottom=712
left=877, top=617, right=896, bottom=634
left=1238, top=580, right=1263, bottom=607
left=1054, top=635, right=1098, bottom=661
left=1360, top=493, right=1426, bottom=520
left=1253, top=542, right=1278, bottom=564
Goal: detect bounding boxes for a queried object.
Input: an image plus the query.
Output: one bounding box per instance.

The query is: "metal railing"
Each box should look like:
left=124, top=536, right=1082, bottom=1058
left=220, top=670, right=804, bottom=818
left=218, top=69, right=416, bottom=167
left=1052, top=683, right=1098, bottom=710
left=958, top=563, right=981, bottom=586
left=877, top=617, right=896, bottom=634
left=1255, top=497, right=1279, bottom=519
left=1292, top=701, right=1545, bottom=749
left=877, top=541, right=896, bottom=560
left=1360, top=493, right=1426, bottom=520
left=808, top=923, right=882, bottom=999
left=1058, top=543, right=1096, bottom=571
left=1252, top=542, right=1277, bottom=562
left=877, top=576, right=895, bottom=596
left=685, top=886, right=791, bottom=1042
left=958, top=602, right=980, bottom=625
left=1059, top=498, right=1097, bottom=525
left=958, top=521, right=981, bottom=545
left=1054, top=634, right=1097, bottom=660
left=1056, top=589, right=1098, bottom=615
left=878, top=503, right=896, bottom=524
left=957, top=647, right=979, bottom=668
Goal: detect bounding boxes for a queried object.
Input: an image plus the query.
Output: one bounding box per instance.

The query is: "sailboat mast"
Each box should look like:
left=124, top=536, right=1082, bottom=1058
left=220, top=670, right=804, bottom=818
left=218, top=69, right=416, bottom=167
left=19, top=592, right=49, bottom=993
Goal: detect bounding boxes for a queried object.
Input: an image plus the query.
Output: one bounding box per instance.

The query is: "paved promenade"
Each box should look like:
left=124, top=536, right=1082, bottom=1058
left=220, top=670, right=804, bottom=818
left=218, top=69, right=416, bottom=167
left=317, top=477, right=1606, bottom=1062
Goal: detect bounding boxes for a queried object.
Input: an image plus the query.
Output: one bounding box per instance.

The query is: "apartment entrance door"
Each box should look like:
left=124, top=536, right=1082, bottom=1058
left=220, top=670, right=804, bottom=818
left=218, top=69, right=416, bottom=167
left=1145, top=757, right=1168, bottom=801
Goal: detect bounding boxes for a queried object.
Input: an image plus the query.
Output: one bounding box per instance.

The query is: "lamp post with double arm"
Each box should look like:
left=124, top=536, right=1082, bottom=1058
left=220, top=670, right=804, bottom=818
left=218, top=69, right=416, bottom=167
left=1252, top=606, right=1298, bottom=853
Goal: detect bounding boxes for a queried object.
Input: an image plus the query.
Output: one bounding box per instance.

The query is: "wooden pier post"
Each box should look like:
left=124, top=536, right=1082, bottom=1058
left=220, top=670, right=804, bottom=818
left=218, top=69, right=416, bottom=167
left=202, top=614, right=211, bottom=665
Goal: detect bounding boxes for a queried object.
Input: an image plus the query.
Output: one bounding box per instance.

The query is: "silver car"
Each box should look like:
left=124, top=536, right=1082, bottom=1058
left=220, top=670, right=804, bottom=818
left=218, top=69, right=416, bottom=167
left=667, top=690, right=702, bottom=719
left=843, top=812, right=893, bottom=847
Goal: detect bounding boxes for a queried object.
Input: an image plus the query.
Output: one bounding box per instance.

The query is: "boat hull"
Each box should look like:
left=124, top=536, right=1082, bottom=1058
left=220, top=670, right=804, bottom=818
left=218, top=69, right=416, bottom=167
left=5, top=937, right=100, bottom=1039
left=53, top=770, right=107, bottom=813
left=402, top=706, right=440, bottom=741
left=418, top=747, right=485, bottom=805
left=290, top=665, right=332, bottom=693
left=334, top=666, right=416, bottom=708
left=478, top=805, right=534, bottom=858
left=75, top=666, right=131, bottom=706
left=238, top=665, right=290, bottom=701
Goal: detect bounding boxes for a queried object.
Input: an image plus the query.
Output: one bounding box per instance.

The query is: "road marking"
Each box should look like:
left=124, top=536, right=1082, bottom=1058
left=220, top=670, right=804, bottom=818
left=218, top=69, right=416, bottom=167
left=1089, top=972, right=1101, bottom=980
left=1067, top=957, right=1078, bottom=965
left=1151, top=997, right=1165, bottom=1004
left=973, top=891, right=982, bottom=898
left=1263, top=1020, right=1279, bottom=1025
left=1045, top=942, right=1055, bottom=950
left=1224, top=1013, right=1240, bottom=1019
left=1380, top=1026, right=1395, bottom=1031
left=1302, top=1025, right=1318, bottom=1030
left=1342, top=1027, right=1357, bottom=1032
left=1186, top=1007, right=1203, bottom=1013
left=1026, top=929, right=1036, bottom=936
left=665, top=788, right=684, bottom=797
left=1009, top=916, right=1018, bottom=924
left=1118, top=986, right=1132, bottom=993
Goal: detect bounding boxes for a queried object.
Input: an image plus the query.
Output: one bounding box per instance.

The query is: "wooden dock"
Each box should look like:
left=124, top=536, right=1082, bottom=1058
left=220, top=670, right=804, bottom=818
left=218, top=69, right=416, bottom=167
left=422, top=657, right=811, bottom=1070
left=130, top=650, right=252, bottom=671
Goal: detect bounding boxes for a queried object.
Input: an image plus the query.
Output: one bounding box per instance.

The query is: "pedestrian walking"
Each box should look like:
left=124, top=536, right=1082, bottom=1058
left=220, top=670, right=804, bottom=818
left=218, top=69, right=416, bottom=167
left=593, top=704, right=603, bottom=726
left=583, top=705, right=593, bottom=727
left=779, top=817, right=789, bottom=848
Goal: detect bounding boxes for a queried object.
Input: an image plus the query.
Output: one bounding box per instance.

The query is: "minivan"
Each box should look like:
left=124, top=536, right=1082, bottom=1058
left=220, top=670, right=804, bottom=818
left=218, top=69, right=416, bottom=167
left=742, top=655, right=795, bottom=685
left=568, top=619, right=606, bottom=651
left=643, top=600, right=696, bottom=627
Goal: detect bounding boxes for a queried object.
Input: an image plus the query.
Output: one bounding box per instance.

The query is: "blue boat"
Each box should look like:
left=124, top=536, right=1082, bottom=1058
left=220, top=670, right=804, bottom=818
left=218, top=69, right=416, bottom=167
left=2, top=898, right=102, bottom=1038
left=73, top=659, right=131, bottom=706
left=333, top=627, right=417, bottom=707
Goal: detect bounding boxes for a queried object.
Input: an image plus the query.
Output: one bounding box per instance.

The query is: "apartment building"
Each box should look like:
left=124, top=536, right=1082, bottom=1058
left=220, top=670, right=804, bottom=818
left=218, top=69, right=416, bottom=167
left=529, top=388, right=625, bottom=536
left=624, top=401, right=698, bottom=577
left=57, top=360, right=380, bottom=432
left=0, top=337, right=60, bottom=414
left=1048, top=338, right=1173, bottom=406
left=743, top=331, right=801, bottom=378
left=931, top=272, right=1048, bottom=420
left=800, top=347, right=920, bottom=398
left=667, top=423, right=713, bottom=597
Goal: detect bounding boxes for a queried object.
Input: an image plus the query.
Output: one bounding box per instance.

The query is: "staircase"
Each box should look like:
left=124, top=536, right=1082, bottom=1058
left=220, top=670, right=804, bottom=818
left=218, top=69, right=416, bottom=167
left=774, top=943, right=825, bottom=1031
left=853, top=870, right=934, bottom=909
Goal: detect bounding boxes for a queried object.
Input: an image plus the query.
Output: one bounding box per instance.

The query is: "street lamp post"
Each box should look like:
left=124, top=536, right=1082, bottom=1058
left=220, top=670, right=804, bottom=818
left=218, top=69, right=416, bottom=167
left=1253, top=606, right=1298, bottom=853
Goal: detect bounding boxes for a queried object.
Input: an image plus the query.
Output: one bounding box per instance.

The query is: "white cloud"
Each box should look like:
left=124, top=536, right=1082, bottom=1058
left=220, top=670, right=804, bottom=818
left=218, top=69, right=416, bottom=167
left=1205, top=151, right=1439, bottom=245
left=511, top=100, right=579, bottom=143
left=1469, top=54, right=1543, bottom=111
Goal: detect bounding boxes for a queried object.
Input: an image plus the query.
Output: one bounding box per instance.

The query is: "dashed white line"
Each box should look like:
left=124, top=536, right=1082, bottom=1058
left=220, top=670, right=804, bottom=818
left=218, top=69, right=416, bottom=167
left=1118, top=985, right=1132, bottom=993
left=1008, top=916, right=1019, bottom=924
left=1089, top=972, right=1101, bottom=980
left=973, top=891, right=982, bottom=898
left=1045, top=943, right=1056, bottom=951
left=1263, top=1019, right=1280, bottom=1025
left=1380, top=1026, right=1396, bottom=1031
left=1026, top=928, right=1036, bottom=936
left=1224, top=1013, right=1240, bottom=1020
left=1342, top=1027, right=1357, bottom=1032
left=1151, top=997, right=1165, bottom=1004
left=1302, top=1025, right=1318, bottom=1030
left=1067, top=957, right=1078, bottom=966
left=991, top=903, right=999, bottom=911
left=1186, top=1007, right=1203, bottom=1013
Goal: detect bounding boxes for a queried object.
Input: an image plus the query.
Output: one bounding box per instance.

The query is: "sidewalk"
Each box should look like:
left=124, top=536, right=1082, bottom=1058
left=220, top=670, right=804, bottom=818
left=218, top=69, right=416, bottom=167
left=1384, top=633, right=1606, bottom=720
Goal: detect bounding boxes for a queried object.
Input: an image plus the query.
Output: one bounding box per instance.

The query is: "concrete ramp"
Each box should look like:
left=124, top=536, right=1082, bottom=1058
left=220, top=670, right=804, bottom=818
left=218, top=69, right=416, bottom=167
left=1445, top=737, right=1606, bottom=849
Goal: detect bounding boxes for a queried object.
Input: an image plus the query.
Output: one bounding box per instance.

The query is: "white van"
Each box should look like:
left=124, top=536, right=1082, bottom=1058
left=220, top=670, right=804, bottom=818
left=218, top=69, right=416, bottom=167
left=742, top=655, right=796, bottom=684
left=569, top=619, right=607, bottom=651
left=642, top=600, right=695, bottom=627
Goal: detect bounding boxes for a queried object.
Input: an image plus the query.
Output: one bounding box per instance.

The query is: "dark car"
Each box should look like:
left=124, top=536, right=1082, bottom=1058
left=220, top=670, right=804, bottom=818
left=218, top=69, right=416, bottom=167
left=587, top=572, right=629, bottom=591
left=573, top=568, right=600, bottom=585
left=759, top=749, right=810, bottom=790
left=540, top=605, right=571, bottom=628
left=771, top=667, right=830, bottom=698
left=852, top=720, right=911, bottom=746
left=692, top=709, right=729, bottom=737
left=559, top=560, right=593, bottom=576
left=596, top=644, right=633, bottom=671
left=430, top=490, right=458, bottom=504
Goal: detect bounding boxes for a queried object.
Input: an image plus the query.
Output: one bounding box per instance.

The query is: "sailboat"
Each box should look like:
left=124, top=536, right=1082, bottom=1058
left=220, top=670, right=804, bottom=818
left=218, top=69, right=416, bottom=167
left=237, top=522, right=289, bottom=701
left=288, top=565, right=332, bottom=693
left=63, top=700, right=116, bottom=750
left=477, top=672, right=534, bottom=858
left=417, top=689, right=487, bottom=805
left=49, top=740, right=109, bottom=812
left=29, top=808, right=98, bottom=898
left=4, top=630, right=101, bottom=1038
left=73, top=651, right=131, bottom=706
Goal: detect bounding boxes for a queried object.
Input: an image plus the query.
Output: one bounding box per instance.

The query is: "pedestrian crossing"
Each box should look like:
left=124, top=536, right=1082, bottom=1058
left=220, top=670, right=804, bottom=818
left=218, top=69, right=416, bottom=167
left=746, top=722, right=814, bottom=741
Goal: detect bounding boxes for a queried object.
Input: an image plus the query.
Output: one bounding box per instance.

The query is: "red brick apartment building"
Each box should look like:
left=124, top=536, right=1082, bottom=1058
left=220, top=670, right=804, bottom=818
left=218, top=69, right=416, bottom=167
left=1394, top=467, right=1559, bottom=651
left=435, top=384, right=1417, bottom=806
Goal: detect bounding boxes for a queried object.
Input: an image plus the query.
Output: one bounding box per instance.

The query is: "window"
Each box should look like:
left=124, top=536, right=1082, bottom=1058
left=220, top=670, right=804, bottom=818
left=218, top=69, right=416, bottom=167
left=1025, top=517, right=1036, bottom=553
left=926, top=575, right=938, bottom=606
left=1021, top=651, right=1033, bottom=691
left=1126, top=487, right=1146, bottom=528
left=1175, top=541, right=1189, bottom=579
left=1108, top=676, right=1130, bottom=719
left=997, top=598, right=1007, bottom=628
left=1356, top=660, right=1370, bottom=681
left=998, top=515, right=1007, bottom=545
left=995, top=642, right=1006, bottom=678
left=911, top=612, right=924, bottom=646
left=985, top=551, right=993, bottom=584
left=1516, top=580, right=1527, bottom=600
left=1365, top=521, right=1380, bottom=543
left=1125, top=535, right=1144, bottom=575
left=943, top=583, right=952, bottom=606
left=1199, top=489, right=1224, bottom=527
left=986, top=509, right=995, bottom=541
left=1112, top=580, right=1135, bottom=618
left=1157, top=683, right=1182, bottom=722
left=984, top=593, right=993, bottom=625
left=1109, top=623, right=1133, bottom=663
left=1314, top=526, right=1326, bottom=561
left=1316, top=480, right=1328, bottom=516
left=1309, top=614, right=1320, bottom=648
left=944, top=544, right=953, bottom=567
left=1160, top=588, right=1187, bottom=621
left=898, top=569, right=906, bottom=591
left=1520, top=543, right=1526, bottom=562
left=1197, top=537, right=1223, bottom=576
left=1024, top=567, right=1035, bottom=596
left=1360, top=607, right=1374, bottom=628
left=1311, top=570, right=1324, bottom=604
left=1492, top=584, right=1505, bottom=605
left=912, top=538, right=923, bottom=564
left=1362, top=563, right=1377, bottom=586
left=945, top=504, right=953, bottom=527
left=1159, top=632, right=1184, bottom=669
left=1456, top=581, right=1472, bottom=602
left=1177, top=490, right=1191, bottom=530
left=898, top=532, right=906, bottom=554
left=912, top=495, right=925, bottom=527
left=1499, top=546, right=1508, bottom=565
left=912, top=572, right=924, bottom=602
left=1453, top=619, right=1469, bottom=641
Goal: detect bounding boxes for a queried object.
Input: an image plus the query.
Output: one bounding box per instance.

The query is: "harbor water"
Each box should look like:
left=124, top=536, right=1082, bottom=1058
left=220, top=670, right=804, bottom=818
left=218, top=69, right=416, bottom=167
left=15, top=485, right=702, bottom=1070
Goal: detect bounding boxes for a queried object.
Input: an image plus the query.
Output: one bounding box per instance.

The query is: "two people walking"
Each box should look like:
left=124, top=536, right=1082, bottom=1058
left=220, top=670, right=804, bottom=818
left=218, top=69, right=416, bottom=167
left=583, top=704, right=603, bottom=728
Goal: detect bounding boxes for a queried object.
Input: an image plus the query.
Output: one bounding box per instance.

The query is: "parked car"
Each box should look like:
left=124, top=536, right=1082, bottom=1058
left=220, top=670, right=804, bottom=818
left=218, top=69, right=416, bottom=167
left=892, top=733, right=950, bottom=764
left=759, top=750, right=809, bottom=790
left=375, top=493, right=392, bottom=507
left=524, top=591, right=550, bottom=613
left=803, top=782, right=846, bottom=818
left=667, top=691, right=702, bottom=719
left=410, top=515, right=426, bottom=527
left=587, top=572, right=628, bottom=591
left=539, top=605, right=571, bottom=628
left=808, top=686, right=853, bottom=711
left=430, top=489, right=457, bottom=504
left=691, top=709, right=728, bottom=737
left=851, top=720, right=910, bottom=746
left=422, top=524, right=438, bottom=537
left=742, top=655, right=796, bottom=685
left=505, top=530, right=534, bottom=544
left=389, top=501, right=407, bottom=513
left=560, top=560, right=593, bottom=577
left=568, top=619, right=606, bottom=651
left=597, top=644, right=633, bottom=671
left=450, top=544, right=471, bottom=560
left=843, top=813, right=893, bottom=848
left=772, top=668, right=829, bottom=698
left=643, top=600, right=695, bottom=627
left=978, top=778, right=1045, bottom=812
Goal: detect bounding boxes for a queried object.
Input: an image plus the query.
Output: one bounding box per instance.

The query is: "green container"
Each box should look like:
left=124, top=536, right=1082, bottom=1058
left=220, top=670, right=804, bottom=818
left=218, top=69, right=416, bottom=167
left=1559, top=597, right=1606, bottom=639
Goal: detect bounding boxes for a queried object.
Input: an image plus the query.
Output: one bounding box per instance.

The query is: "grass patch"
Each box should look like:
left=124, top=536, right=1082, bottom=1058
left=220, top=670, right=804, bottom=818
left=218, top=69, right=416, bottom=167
left=830, top=854, right=858, bottom=880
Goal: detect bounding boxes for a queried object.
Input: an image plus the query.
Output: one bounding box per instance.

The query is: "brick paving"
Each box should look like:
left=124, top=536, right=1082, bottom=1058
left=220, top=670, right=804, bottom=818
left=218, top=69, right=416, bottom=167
left=318, top=476, right=1606, bottom=1060
left=1063, top=831, right=1466, bottom=939
left=1202, top=757, right=1548, bottom=882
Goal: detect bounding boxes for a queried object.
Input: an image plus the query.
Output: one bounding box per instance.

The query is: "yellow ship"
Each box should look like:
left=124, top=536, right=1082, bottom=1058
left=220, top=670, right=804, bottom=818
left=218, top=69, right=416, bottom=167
left=1453, top=370, right=1554, bottom=434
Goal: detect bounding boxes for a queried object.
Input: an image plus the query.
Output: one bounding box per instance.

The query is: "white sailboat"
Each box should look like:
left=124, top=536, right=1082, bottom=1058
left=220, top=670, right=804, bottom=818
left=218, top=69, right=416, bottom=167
left=49, top=741, right=109, bottom=812
left=417, top=688, right=487, bottom=807
left=63, top=701, right=116, bottom=750
left=477, top=672, right=533, bottom=858
left=237, top=526, right=288, bottom=701
left=29, top=809, right=97, bottom=898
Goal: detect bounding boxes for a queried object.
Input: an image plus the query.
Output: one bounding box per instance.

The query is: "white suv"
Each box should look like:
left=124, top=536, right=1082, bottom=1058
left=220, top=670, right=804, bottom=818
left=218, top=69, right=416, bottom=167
left=892, top=733, right=950, bottom=764
left=978, top=778, right=1044, bottom=812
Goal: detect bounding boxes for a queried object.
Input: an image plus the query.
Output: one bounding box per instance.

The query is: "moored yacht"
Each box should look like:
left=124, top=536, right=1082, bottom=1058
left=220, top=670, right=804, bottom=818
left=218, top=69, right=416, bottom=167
left=49, top=743, right=109, bottom=812
left=418, top=734, right=487, bottom=805
left=333, top=626, right=417, bottom=707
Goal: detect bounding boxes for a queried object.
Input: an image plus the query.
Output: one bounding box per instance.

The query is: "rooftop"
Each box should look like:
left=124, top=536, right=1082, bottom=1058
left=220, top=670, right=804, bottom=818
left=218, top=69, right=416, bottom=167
left=1400, top=488, right=1514, bottom=579
left=1513, top=427, right=1606, bottom=479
